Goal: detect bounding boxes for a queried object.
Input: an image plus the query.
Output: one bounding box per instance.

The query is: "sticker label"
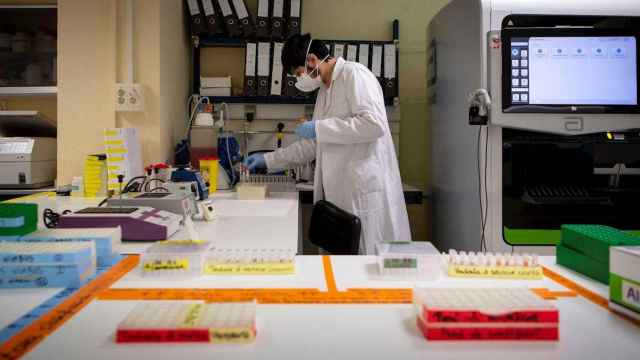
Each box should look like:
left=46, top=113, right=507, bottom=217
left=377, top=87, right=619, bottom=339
left=622, top=280, right=640, bottom=311
left=0, top=217, right=25, bottom=228
left=201, top=0, right=215, bottom=16
left=204, top=262, right=295, bottom=275
left=231, top=0, right=248, bottom=19
left=143, top=259, right=189, bottom=272
left=186, top=0, right=199, bottom=16
left=448, top=265, right=543, bottom=280
left=218, top=0, right=233, bottom=16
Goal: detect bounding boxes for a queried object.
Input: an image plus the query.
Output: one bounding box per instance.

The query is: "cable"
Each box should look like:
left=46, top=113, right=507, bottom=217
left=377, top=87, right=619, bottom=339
left=481, top=126, right=489, bottom=252
left=149, top=186, right=170, bottom=193
left=43, top=209, right=72, bottom=228
left=476, top=127, right=485, bottom=252
left=144, top=178, right=166, bottom=193
left=226, top=134, right=236, bottom=185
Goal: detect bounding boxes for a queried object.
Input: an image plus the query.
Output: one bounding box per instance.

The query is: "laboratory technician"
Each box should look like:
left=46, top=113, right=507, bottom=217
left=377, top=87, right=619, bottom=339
left=244, top=34, right=411, bottom=254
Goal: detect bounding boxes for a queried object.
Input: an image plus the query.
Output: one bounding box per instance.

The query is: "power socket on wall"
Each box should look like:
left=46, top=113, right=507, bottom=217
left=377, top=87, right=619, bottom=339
left=115, top=83, right=145, bottom=112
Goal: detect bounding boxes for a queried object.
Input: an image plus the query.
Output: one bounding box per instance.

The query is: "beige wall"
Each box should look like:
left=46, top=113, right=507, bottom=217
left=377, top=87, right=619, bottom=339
left=57, top=0, right=117, bottom=183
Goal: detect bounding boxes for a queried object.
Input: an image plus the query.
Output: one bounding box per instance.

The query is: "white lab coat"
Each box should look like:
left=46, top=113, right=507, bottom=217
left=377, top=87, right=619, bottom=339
left=265, top=57, right=411, bottom=254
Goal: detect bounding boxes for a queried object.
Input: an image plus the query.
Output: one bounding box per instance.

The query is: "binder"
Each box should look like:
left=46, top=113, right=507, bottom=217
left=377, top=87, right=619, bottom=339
left=217, top=0, right=242, bottom=37
left=371, top=44, right=384, bottom=89
left=383, top=43, right=398, bottom=98
left=271, top=0, right=285, bottom=41
left=358, top=43, right=370, bottom=68
left=244, top=42, right=258, bottom=96
left=186, top=0, right=206, bottom=35
left=333, top=43, right=345, bottom=59
left=256, top=0, right=271, bottom=40
left=270, top=42, right=284, bottom=95
left=284, top=74, right=300, bottom=97
left=200, top=0, right=224, bottom=35
left=257, top=42, right=271, bottom=96
left=346, top=44, right=358, bottom=62
left=285, top=0, right=301, bottom=39
left=231, top=0, right=255, bottom=38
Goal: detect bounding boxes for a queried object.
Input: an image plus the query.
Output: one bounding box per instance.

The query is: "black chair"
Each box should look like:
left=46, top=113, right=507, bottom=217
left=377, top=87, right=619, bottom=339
left=309, top=200, right=361, bottom=255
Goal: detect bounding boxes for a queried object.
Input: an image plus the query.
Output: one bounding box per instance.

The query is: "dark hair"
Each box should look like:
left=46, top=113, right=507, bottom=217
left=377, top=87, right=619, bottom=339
left=282, top=33, right=330, bottom=75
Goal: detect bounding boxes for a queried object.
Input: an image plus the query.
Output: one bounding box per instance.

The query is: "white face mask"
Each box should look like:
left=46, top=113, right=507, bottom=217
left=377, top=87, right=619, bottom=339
left=295, top=39, right=329, bottom=93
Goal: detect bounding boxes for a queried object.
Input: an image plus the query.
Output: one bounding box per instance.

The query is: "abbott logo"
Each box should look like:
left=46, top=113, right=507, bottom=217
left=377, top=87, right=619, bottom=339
left=564, top=116, right=584, bottom=132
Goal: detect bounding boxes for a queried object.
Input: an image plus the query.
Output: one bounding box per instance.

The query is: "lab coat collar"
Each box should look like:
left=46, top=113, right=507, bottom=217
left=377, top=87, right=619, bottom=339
left=331, top=57, right=346, bottom=83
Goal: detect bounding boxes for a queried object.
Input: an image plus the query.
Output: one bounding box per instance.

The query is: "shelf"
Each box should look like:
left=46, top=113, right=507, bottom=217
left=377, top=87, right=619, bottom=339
left=203, top=95, right=396, bottom=106
left=0, top=86, right=57, bottom=97
left=0, top=110, right=56, bottom=137
left=197, top=36, right=246, bottom=48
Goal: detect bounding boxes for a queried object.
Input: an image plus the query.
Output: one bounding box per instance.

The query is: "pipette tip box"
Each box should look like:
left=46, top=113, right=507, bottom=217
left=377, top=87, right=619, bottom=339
left=116, top=301, right=257, bottom=343
left=375, top=242, right=441, bottom=280
left=413, top=288, right=559, bottom=341
left=0, top=242, right=96, bottom=288
left=141, top=240, right=212, bottom=278
left=0, top=203, right=38, bottom=237
left=204, top=248, right=296, bottom=275
left=609, top=246, right=640, bottom=320
left=18, top=227, right=121, bottom=267
left=443, top=250, right=542, bottom=280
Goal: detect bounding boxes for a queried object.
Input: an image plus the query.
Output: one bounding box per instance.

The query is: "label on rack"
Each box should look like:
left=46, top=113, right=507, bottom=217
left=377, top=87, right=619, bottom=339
left=210, top=328, right=256, bottom=343
left=621, top=279, right=640, bottom=311
left=116, top=329, right=210, bottom=343
left=204, top=262, right=295, bottom=275
left=417, top=316, right=558, bottom=341
left=448, top=265, right=543, bottom=279
left=383, top=258, right=417, bottom=269
left=423, top=309, right=559, bottom=324
left=0, top=216, right=24, bottom=228
left=143, top=259, right=189, bottom=272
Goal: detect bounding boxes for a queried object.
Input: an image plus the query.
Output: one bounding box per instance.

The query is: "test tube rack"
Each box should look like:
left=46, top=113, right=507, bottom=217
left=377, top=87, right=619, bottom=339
left=204, top=248, right=296, bottom=275
left=375, top=242, right=442, bottom=280
left=413, top=287, right=559, bottom=341
left=0, top=242, right=96, bottom=288
left=443, top=250, right=543, bottom=280
left=116, top=301, right=256, bottom=343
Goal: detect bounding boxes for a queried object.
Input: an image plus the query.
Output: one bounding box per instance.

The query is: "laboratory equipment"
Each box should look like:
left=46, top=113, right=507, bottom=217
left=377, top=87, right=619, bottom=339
left=57, top=207, right=180, bottom=242
left=428, top=0, right=640, bottom=253
left=204, top=248, right=296, bottom=275
left=375, top=242, right=441, bottom=280
left=413, top=287, right=559, bottom=341
left=171, top=167, right=209, bottom=200
left=0, top=242, right=96, bottom=288
left=238, top=172, right=296, bottom=193
left=443, top=250, right=542, bottom=280
left=106, top=192, right=197, bottom=221
left=557, top=224, right=640, bottom=284
left=0, top=203, right=37, bottom=238
left=116, top=301, right=257, bottom=343
left=609, top=246, right=640, bottom=321
left=236, top=183, right=268, bottom=200
left=218, top=132, right=241, bottom=186
left=0, top=137, right=56, bottom=188
left=141, top=240, right=212, bottom=278
left=104, top=128, right=143, bottom=193
left=198, top=157, right=219, bottom=191
left=83, top=154, right=108, bottom=197
left=18, top=227, right=121, bottom=267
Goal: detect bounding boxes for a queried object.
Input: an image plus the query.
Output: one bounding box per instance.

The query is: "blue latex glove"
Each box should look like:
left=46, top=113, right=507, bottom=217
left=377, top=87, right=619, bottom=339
left=295, top=120, right=316, bottom=139
left=243, top=153, right=267, bottom=173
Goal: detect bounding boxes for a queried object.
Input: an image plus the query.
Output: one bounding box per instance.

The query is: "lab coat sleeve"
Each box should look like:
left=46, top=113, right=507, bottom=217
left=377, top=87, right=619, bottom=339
left=264, top=138, right=316, bottom=171
left=315, top=67, right=386, bottom=144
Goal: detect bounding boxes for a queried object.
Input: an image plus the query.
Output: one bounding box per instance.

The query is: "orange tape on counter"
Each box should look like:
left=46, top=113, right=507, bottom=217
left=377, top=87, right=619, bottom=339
left=542, top=266, right=608, bottom=308
left=0, top=255, right=139, bottom=360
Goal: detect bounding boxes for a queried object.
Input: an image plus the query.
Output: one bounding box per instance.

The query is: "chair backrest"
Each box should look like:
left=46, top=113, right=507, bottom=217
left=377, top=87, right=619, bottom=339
left=309, top=200, right=361, bottom=255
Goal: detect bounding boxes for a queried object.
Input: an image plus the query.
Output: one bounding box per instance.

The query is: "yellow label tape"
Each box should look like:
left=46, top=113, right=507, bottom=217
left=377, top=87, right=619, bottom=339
left=210, top=328, right=256, bottom=343
left=106, top=148, right=128, bottom=154
left=143, top=259, right=190, bottom=272
left=104, top=130, right=119, bottom=136
left=204, top=262, right=295, bottom=275
left=180, top=304, right=204, bottom=327
left=107, top=157, right=125, bottom=163
left=447, top=265, right=543, bottom=280
left=104, top=140, right=124, bottom=146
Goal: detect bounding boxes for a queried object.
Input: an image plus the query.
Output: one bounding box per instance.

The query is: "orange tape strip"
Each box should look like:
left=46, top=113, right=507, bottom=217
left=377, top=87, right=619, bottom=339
left=0, top=255, right=139, bottom=360
left=531, top=288, right=577, bottom=300
left=322, top=255, right=337, bottom=293
left=542, top=266, right=608, bottom=308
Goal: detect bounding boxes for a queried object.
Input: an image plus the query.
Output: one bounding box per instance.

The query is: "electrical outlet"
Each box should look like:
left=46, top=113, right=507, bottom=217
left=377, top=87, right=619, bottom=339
left=115, top=83, right=145, bottom=112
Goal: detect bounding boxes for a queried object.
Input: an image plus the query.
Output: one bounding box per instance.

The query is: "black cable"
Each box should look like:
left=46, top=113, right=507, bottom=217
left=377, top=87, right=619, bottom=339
left=43, top=209, right=72, bottom=228
left=122, top=176, right=147, bottom=194
left=144, top=178, right=166, bottom=193
left=481, top=126, right=489, bottom=252
left=97, top=198, right=109, bottom=207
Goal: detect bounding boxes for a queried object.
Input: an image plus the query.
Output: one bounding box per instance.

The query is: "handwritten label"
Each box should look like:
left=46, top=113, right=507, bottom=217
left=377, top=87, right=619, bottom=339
left=204, top=262, right=295, bottom=275
left=210, top=328, right=255, bottom=342
left=448, top=265, right=543, bottom=280
left=143, top=259, right=189, bottom=272
left=180, top=304, right=204, bottom=327
left=384, top=258, right=417, bottom=269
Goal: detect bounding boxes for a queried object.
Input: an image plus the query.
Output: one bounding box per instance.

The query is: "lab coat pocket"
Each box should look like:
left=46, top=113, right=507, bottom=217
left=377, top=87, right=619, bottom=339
left=350, top=159, right=384, bottom=212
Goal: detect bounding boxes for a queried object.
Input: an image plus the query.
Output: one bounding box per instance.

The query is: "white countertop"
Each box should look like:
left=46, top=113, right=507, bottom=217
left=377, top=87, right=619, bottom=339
left=19, top=256, right=640, bottom=360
